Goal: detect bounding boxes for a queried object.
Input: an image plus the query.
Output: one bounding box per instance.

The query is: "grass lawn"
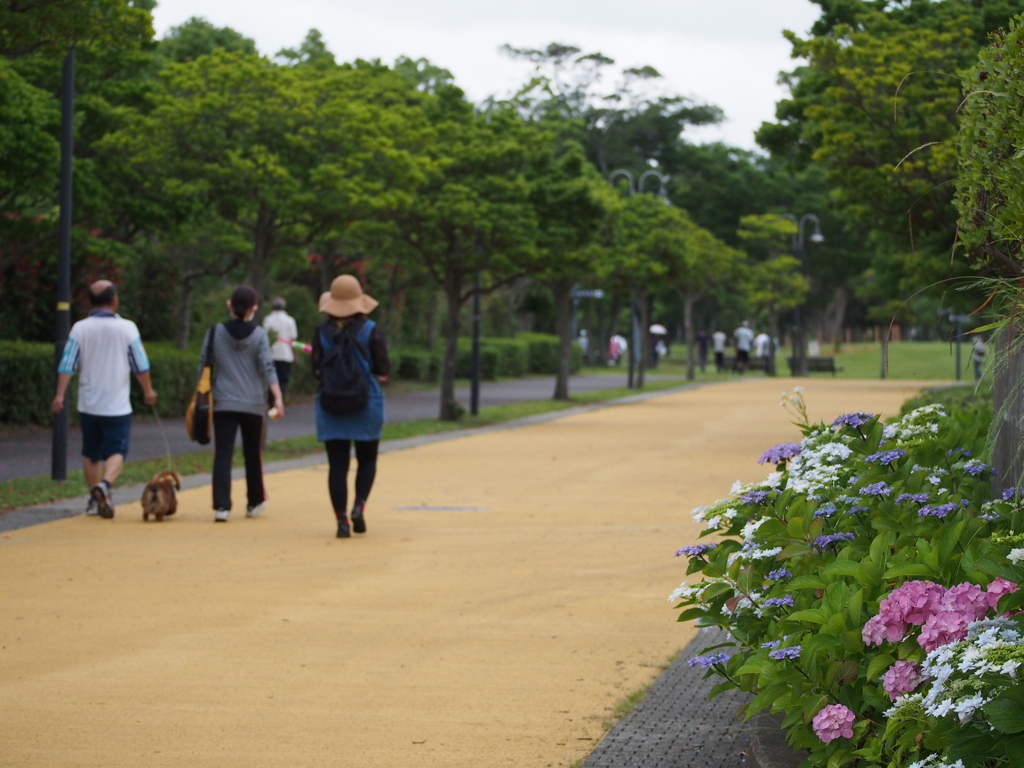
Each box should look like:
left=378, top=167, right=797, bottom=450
left=648, top=341, right=967, bottom=381
left=0, top=378, right=692, bottom=513
left=832, top=341, right=966, bottom=380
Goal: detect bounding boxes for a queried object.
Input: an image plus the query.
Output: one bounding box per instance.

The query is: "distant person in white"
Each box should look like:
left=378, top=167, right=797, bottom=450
left=755, top=331, right=772, bottom=368
left=51, top=280, right=157, bottom=519
left=733, top=321, right=755, bottom=374
left=712, top=329, right=727, bottom=373
left=263, top=297, right=298, bottom=406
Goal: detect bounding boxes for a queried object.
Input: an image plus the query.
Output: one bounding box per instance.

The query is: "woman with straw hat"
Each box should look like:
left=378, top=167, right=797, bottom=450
left=312, top=275, right=390, bottom=538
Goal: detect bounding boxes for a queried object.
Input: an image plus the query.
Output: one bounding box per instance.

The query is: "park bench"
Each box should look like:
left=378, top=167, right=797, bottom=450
left=786, top=356, right=841, bottom=376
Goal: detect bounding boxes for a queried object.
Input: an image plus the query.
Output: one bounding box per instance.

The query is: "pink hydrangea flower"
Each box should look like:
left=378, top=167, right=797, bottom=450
left=862, top=613, right=905, bottom=645
left=940, top=583, right=990, bottom=623
left=812, top=704, right=856, bottom=743
left=918, top=610, right=971, bottom=652
left=884, top=580, right=945, bottom=626
left=987, top=578, right=1018, bottom=611
left=882, top=660, right=923, bottom=700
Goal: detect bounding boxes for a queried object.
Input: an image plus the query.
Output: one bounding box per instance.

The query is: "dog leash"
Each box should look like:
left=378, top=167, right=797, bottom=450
left=151, top=404, right=173, bottom=472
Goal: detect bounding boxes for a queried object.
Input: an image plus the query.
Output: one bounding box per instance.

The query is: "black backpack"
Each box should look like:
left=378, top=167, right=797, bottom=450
left=319, top=323, right=371, bottom=415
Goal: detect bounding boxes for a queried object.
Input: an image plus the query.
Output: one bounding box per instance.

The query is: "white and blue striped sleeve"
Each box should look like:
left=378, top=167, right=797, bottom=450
left=57, top=336, right=80, bottom=375
left=127, top=336, right=151, bottom=375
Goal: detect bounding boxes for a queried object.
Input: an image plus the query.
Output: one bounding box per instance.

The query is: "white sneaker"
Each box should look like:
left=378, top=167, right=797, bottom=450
left=246, top=502, right=266, bottom=518
left=214, top=509, right=230, bottom=523
left=85, top=497, right=98, bottom=516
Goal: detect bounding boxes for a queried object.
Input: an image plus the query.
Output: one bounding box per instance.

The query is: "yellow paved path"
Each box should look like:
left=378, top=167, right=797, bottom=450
left=0, top=379, right=935, bottom=768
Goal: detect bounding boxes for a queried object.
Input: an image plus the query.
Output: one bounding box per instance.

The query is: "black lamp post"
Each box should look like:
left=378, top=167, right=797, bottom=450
left=780, top=213, right=824, bottom=377
left=608, top=169, right=669, bottom=388
left=52, top=45, right=75, bottom=481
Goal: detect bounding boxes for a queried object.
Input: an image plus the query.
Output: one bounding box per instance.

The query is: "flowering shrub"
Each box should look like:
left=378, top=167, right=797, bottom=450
left=672, top=391, right=1024, bottom=768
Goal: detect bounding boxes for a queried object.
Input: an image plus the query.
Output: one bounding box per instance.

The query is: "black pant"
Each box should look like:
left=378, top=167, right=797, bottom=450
left=213, top=411, right=265, bottom=511
left=267, top=361, right=292, bottom=406
left=325, top=439, right=379, bottom=517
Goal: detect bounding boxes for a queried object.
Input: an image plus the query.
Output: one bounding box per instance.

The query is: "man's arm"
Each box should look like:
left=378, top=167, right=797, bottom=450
left=135, top=371, right=158, bottom=406
left=51, top=372, right=73, bottom=414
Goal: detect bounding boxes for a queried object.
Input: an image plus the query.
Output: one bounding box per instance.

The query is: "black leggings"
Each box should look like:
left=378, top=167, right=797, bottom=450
left=213, top=410, right=265, bottom=511
left=325, top=439, right=379, bottom=516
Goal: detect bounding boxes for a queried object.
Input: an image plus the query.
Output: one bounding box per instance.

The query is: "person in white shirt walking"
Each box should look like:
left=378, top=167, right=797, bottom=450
left=733, top=321, right=755, bottom=374
left=712, top=329, right=727, bottom=373
left=51, top=280, right=157, bottom=519
left=262, top=297, right=298, bottom=407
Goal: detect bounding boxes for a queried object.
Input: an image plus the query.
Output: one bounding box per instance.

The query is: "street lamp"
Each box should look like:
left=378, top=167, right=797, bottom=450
left=938, top=309, right=972, bottom=381
left=780, top=213, right=824, bottom=378
left=609, top=169, right=669, bottom=388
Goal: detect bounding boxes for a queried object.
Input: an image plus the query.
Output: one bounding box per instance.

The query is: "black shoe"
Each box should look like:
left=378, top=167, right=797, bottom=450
left=351, top=500, right=366, bottom=534
left=336, top=518, right=351, bottom=538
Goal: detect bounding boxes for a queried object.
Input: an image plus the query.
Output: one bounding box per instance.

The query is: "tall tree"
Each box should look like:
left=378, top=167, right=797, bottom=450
left=395, top=89, right=540, bottom=420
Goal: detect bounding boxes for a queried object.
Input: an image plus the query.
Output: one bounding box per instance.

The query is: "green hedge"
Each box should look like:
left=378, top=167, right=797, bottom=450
left=1, top=333, right=582, bottom=424
left=0, top=340, right=197, bottom=425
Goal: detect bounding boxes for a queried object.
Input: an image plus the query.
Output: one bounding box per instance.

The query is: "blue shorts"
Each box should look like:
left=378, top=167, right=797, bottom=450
left=80, top=413, right=132, bottom=462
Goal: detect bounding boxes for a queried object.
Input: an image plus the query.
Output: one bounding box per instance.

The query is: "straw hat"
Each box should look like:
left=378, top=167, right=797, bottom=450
left=319, top=275, right=379, bottom=318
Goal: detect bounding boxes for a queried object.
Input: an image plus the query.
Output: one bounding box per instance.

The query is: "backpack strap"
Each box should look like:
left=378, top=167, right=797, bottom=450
left=321, top=321, right=371, bottom=364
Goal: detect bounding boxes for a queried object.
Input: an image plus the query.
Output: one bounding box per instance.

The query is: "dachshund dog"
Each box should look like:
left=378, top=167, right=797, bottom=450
left=141, top=470, right=182, bottom=522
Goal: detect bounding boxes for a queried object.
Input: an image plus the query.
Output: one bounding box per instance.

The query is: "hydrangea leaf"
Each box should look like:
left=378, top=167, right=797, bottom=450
left=986, top=697, right=1024, bottom=734
left=866, top=653, right=896, bottom=681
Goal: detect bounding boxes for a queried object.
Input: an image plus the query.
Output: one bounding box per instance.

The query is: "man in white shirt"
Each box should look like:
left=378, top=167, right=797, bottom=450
left=733, top=321, right=755, bottom=374
left=51, top=281, right=157, bottom=518
left=263, top=297, right=298, bottom=405
left=712, top=329, right=727, bottom=373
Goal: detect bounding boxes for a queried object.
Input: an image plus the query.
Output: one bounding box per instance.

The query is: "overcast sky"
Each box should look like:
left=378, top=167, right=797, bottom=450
left=150, top=0, right=821, bottom=150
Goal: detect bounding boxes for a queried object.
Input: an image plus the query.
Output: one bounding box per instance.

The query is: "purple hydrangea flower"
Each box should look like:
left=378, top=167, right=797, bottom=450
left=758, top=442, right=802, bottom=465
left=833, top=412, right=874, bottom=429
left=767, top=568, right=793, bottom=581
left=687, top=652, right=729, bottom=668
left=866, top=449, right=906, bottom=465
left=964, top=463, right=989, bottom=477
left=815, top=532, right=855, bottom=550
left=814, top=503, right=837, bottom=519
left=764, top=595, right=795, bottom=608
left=895, top=493, right=930, bottom=504
left=769, top=646, right=802, bottom=661
left=676, top=543, right=717, bottom=557
left=762, top=640, right=782, bottom=649
left=741, top=490, right=773, bottom=505
left=860, top=482, right=892, bottom=497
left=919, top=502, right=958, bottom=519
left=1003, top=487, right=1018, bottom=501
left=980, top=512, right=1002, bottom=522
left=848, top=506, right=870, bottom=515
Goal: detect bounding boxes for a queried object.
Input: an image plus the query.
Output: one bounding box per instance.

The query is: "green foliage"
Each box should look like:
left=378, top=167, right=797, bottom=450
left=0, top=339, right=195, bottom=424
left=956, top=15, right=1024, bottom=274
left=674, top=392, right=1019, bottom=768
left=153, top=16, right=256, bottom=65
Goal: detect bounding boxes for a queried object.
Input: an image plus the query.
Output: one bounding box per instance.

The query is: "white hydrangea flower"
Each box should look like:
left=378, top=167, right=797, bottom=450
left=1008, top=548, right=1024, bottom=564
left=668, top=582, right=708, bottom=602
left=690, top=506, right=710, bottom=523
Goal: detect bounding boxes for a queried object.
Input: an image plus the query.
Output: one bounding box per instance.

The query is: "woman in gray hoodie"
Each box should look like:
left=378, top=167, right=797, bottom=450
left=198, top=286, right=283, bottom=522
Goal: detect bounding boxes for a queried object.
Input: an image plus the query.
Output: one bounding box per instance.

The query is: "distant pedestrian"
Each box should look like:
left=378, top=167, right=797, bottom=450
left=609, top=334, right=628, bottom=366
left=51, top=280, right=158, bottom=519
left=972, top=335, right=986, bottom=380
left=755, top=331, right=771, bottom=371
left=577, top=329, right=589, bottom=356
left=712, top=329, right=727, bottom=373
left=734, top=321, right=755, bottom=374
left=313, top=275, right=390, bottom=539
left=696, top=330, right=710, bottom=373
left=200, top=286, right=283, bottom=523
left=263, top=297, right=298, bottom=407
